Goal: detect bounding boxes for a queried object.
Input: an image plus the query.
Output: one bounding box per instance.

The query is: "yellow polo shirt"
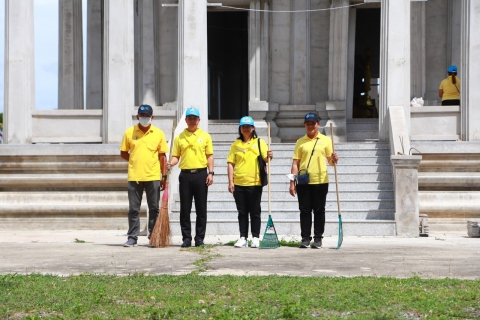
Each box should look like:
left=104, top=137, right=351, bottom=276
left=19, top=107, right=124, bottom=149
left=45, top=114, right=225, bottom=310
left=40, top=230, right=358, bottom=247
left=439, top=76, right=461, bottom=101
left=293, top=133, right=332, bottom=184
left=172, top=128, right=213, bottom=169
left=227, top=138, right=268, bottom=186
left=120, top=125, right=169, bottom=181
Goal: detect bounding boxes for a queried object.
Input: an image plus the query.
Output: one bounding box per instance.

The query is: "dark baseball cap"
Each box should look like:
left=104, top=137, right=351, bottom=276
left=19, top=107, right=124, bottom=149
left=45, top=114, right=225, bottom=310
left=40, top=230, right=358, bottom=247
left=138, top=105, right=153, bottom=116
left=304, top=113, right=321, bottom=123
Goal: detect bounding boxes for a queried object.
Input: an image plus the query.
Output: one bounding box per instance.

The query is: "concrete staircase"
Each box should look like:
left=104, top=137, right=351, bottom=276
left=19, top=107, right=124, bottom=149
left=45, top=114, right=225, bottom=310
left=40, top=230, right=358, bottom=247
left=0, top=120, right=396, bottom=236
left=347, top=118, right=379, bottom=141
left=169, top=121, right=396, bottom=236
left=412, top=141, right=480, bottom=233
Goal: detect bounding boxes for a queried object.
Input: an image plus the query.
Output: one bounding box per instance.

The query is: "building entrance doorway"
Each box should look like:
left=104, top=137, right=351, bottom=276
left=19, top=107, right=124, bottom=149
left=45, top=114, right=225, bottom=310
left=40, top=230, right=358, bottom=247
left=207, top=11, right=248, bottom=120
left=352, top=8, right=381, bottom=119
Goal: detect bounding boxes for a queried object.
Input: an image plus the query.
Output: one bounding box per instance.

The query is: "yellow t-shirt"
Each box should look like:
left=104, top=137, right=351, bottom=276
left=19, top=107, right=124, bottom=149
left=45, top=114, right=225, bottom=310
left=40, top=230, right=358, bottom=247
left=293, top=133, right=333, bottom=184
left=227, top=137, right=268, bottom=186
left=120, top=125, right=169, bottom=181
left=439, top=76, right=461, bottom=101
left=172, top=128, right=213, bottom=169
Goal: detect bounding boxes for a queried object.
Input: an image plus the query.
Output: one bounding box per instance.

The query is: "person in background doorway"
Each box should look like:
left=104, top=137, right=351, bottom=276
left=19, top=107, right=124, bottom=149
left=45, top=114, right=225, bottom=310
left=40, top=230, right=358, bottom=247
left=120, top=104, right=169, bottom=247
left=439, top=65, right=461, bottom=106
left=227, top=116, right=273, bottom=248
left=289, top=113, right=339, bottom=249
left=167, top=107, right=214, bottom=248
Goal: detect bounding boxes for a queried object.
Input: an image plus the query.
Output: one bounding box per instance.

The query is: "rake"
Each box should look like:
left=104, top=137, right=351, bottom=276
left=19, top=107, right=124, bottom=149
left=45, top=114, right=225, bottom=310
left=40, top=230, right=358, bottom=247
left=259, top=122, right=280, bottom=249
left=330, top=123, right=343, bottom=249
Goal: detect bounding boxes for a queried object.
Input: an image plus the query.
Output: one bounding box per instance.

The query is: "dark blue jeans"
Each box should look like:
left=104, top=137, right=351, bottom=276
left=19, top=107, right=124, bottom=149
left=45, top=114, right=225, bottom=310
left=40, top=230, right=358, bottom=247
left=296, top=183, right=329, bottom=240
left=233, top=185, right=263, bottom=238
left=127, top=181, right=160, bottom=240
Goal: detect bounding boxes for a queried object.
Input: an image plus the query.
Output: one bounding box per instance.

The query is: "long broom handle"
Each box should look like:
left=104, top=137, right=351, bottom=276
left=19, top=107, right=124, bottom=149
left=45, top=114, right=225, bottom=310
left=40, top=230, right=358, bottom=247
left=267, top=122, right=271, bottom=216
left=330, top=123, right=341, bottom=217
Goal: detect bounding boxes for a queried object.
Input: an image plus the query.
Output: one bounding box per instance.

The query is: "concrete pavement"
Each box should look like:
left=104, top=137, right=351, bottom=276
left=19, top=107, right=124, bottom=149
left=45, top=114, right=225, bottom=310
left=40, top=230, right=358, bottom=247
left=1, top=230, right=479, bottom=279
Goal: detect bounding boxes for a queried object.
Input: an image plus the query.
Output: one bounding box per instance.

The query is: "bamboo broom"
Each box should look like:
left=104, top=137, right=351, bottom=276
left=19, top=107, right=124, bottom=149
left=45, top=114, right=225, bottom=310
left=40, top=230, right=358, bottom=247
left=149, top=120, right=177, bottom=248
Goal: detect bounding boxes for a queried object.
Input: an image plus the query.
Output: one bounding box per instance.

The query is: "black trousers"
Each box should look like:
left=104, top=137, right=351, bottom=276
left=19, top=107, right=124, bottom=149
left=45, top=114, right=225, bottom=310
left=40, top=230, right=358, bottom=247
left=296, top=183, right=329, bottom=240
left=127, top=181, right=160, bottom=240
left=179, top=170, right=208, bottom=241
left=442, top=99, right=460, bottom=106
left=233, top=185, right=263, bottom=238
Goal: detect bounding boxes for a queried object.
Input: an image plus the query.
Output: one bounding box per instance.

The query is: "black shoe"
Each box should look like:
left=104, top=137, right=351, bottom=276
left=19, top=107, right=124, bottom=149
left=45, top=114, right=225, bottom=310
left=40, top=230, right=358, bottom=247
left=311, top=238, right=322, bottom=249
left=181, top=239, right=192, bottom=248
left=299, top=238, right=311, bottom=248
left=195, top=239, right=204, bottom=247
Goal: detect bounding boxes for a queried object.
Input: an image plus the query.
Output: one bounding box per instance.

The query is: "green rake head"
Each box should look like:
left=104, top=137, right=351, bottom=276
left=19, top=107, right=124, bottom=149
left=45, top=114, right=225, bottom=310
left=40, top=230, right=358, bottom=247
left=259, top=215, right=280, bottom=249
left=336, top=215, right=343, bottom=250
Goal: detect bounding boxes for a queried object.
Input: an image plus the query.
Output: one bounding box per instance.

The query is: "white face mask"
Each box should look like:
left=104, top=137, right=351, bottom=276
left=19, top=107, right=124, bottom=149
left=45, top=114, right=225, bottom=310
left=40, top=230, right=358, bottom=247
left=139, top=117, right=151, bottom=127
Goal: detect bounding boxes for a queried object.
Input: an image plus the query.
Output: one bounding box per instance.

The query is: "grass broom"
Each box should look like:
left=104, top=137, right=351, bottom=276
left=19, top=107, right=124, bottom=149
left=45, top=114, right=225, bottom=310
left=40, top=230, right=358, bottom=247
left=330, top=123, right=343, bottom=249
left=149, top=120, right=176, bottom=248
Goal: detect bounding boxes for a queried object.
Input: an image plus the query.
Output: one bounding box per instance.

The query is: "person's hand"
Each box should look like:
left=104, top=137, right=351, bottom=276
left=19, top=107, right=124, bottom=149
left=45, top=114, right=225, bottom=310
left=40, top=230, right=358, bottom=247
left=289, top=181, right=296, bottom=197
left=267, top=150, right=273, bottom=160
left=228, top=182, right=234, bottom=194
left=166, top=162, right=172, bottom=170
left=206, top=174, right=214, bottom=187
left=331, top=152, right=339, bottom=163
left=160, top=177, right=166, bottom=191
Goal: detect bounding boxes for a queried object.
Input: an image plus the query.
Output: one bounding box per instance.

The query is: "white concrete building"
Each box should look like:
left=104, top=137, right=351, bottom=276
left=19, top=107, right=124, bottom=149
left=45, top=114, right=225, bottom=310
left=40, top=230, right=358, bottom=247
left=1, top=0, right=480, bottom=235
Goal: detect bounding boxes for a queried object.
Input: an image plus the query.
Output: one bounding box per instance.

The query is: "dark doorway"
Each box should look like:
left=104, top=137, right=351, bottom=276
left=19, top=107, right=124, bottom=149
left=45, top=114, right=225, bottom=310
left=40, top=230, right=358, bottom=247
left=207, top=12, right=248, bottom=120
left=353, top=8, right=381, bottom=118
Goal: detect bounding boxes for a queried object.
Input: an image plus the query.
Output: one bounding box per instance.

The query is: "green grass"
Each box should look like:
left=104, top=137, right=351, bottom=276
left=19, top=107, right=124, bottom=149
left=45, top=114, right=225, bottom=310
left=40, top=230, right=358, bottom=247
left=1, top=274, right=479, bottom=319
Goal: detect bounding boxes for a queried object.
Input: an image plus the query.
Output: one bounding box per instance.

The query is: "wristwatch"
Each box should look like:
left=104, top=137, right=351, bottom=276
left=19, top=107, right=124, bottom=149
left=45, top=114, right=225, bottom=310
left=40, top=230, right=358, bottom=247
left=162, top=175, right=167, bottom=179
left=208, top=172, right=214, bottom=176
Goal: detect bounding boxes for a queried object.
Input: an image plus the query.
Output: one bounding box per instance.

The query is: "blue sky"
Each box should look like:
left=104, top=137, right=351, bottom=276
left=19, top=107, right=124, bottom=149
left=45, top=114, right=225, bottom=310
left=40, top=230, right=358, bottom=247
left=0, top=1, right=87, bottom=113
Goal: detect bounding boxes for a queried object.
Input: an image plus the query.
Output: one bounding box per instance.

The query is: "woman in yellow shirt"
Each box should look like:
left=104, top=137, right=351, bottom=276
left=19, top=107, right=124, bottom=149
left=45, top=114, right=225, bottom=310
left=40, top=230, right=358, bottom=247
left=227, top=116, right=273, bottom=248
left=290, top=113, right=339, bottom=249
left=439, top=65, right=460, bottom=106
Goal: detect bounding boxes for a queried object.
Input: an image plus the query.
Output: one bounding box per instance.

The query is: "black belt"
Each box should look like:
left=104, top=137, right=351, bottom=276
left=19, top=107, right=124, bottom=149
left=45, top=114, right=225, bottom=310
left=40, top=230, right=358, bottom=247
left=181, top=168, right=207, bottom=174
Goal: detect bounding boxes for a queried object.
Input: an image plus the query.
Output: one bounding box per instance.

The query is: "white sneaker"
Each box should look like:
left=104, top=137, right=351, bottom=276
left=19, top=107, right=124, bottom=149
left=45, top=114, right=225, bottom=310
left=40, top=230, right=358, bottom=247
left=234, top=237, right=248, bottom=248
left=250, top=237, right=260, bottom=248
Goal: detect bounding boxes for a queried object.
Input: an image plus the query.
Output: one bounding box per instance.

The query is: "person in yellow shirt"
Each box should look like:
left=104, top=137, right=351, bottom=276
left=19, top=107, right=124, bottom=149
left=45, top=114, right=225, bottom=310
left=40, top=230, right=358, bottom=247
left=289, top=113, right=339, bottom=249
left=167, top=107, right=214, bottom=247
left=120, top=105, right=169, bottom=247
left=439, top=65, right=460, bottom=106
left=227, top=116, right=273, bottom=248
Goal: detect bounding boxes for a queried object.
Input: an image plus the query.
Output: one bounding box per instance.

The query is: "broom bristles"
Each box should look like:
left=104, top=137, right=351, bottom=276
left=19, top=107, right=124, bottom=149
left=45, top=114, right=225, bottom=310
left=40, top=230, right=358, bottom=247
left=149, top=199, right=171, bottom=247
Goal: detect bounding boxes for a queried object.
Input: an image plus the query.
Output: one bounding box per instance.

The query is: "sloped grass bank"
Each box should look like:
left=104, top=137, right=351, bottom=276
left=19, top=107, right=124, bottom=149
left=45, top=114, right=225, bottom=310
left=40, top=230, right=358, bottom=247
left=1, top=274, right=479, bottom=319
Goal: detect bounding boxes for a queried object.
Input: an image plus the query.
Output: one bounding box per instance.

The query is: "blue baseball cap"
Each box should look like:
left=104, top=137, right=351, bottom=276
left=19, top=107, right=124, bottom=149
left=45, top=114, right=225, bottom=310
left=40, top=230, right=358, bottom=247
left=138, top=104, right=153, bottom=116
left=304, top=113, right=321, bottom=123
left=239, top=116, right=255, bottom=127
left=185, top=107, right=200, bottom=117
left=447, top=65, right=457, bottom=73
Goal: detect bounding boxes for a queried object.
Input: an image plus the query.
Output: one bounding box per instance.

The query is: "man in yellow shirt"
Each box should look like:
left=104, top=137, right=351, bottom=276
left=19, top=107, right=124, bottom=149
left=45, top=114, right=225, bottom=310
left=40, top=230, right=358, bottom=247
left=120, top=105, right=169, bottom=247
left=168, top=107, right=214, bottom=247
left=290, top=113, right=339, bottom=249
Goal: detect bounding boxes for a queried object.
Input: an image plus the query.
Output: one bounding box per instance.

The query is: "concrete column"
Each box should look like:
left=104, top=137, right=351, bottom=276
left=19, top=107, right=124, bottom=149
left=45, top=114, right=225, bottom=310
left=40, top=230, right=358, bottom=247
left=177, top=0, right=208, bottom=126
left=58, top=0, right=84, bottom=110
left=410, top=1, right=425, bottom=99
left=4, top=0, right=34, bottom=144
left=460, top=0, right=480, bottom=141
left=154, top=0, right=178, bottom=106
left=379, top=0, right=411, bottom=141
left=86, top=0, right=103, bottom=110
left=249, top=0, right=274, bottom=138
left=391, top=155, right=422, bottom=237
left=134, top=0, right=156, bottom=106
left=447, top=0, right=461, bottom=70
left=326, top=0, right=349, bottom=142
left=290, top=0, right=310, bottom=104
left=103, top=0, right=135, bottom=143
